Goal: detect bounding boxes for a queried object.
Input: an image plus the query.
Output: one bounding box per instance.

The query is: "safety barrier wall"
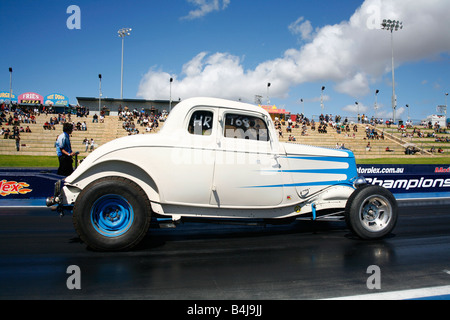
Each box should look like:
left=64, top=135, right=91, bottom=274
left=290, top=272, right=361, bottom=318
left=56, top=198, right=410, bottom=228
left=358, top=164, right=450, bottom=200
left=0, top=168, right=60, bottom=206
left=0, top=165, right=449, bottom=206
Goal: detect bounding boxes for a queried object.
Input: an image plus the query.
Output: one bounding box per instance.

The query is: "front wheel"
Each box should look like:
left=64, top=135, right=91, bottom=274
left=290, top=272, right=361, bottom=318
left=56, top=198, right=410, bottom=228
left=345, top=185, right=398, bottom=240
left=73, top=177, right=152, bottom=251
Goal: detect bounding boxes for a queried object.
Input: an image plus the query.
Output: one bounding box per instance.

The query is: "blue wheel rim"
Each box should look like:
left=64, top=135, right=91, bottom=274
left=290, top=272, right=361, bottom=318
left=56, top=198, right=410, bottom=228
left=90, top=195, right=134, bottom=237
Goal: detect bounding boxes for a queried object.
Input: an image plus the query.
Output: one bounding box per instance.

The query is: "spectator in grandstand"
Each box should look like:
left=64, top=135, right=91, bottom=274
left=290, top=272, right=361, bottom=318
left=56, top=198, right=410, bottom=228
left=90, top=138, right=95, bottom=152
left=83, top=137, right=89, bottom=152
left=3, top=128, right=10, bottom=139
left=56, top=123, right=78, bottom=177
left=278, top=127, right=283, bottom=138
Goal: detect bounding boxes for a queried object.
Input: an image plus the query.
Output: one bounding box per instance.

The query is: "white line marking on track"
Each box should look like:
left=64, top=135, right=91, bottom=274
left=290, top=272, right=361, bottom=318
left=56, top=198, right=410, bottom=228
left=323, top=285, right=450, bottom=300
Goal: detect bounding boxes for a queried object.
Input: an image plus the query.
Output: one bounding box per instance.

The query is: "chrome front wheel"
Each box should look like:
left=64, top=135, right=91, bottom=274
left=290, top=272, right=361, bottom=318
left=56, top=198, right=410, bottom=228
left=359, top=195, right=393, bottom=233
left=345, top=185, right=398, bottom=240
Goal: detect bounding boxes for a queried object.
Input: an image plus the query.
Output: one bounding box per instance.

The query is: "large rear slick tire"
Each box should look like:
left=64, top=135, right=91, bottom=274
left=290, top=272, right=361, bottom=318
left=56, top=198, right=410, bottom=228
left=73, top=177, right=152, bottom=251
left=345, top=185, right=398, bottom=240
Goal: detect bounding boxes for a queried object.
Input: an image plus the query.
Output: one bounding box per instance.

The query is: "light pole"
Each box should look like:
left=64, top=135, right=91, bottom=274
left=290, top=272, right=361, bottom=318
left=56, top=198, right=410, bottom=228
left=118, top=27, right=132, bottom=100
left=374, top=89, right=379, bottom=118
left=169, top=77, right=173, bottom=112
left=320, top=86, right=325, bottom=113
left=98, top=74, right=102, bottom=113
left=445, top=93, right=448, bottom=116
left=8, top=67, right=13, bottom=107
left=381, top=19, right=403, bottom=124
left=267, top=83, right=271, bottom=104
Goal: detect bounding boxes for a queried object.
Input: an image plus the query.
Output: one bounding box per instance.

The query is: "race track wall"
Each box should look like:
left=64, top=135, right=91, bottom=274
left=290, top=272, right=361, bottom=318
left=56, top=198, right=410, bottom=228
left=1, top=165, right=449, bottom=206
left=358, top=164, right=450, bottom=200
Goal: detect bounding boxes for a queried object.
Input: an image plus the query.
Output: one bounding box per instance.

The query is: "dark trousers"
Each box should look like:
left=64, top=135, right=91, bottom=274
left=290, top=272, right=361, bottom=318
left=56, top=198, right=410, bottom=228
left=57, top=155, right=73, bottom=177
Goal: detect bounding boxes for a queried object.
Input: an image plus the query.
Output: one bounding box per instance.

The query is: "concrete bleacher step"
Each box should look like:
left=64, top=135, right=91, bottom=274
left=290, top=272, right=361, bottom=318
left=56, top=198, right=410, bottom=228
left=1, top=113, right=160, bottom=156
left=2, top=113, right=447, bottom=159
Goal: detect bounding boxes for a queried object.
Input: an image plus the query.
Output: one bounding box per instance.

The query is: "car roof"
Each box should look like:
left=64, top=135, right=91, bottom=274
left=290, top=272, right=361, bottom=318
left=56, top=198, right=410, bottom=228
left=174, top=97, right=268, bottom=114
left=161, top=97, right=271, bottom=133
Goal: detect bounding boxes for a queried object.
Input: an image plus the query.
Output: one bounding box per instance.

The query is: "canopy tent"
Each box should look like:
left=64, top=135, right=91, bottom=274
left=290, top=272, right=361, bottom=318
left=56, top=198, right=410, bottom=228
left=259, top=105, right=290, bottom=120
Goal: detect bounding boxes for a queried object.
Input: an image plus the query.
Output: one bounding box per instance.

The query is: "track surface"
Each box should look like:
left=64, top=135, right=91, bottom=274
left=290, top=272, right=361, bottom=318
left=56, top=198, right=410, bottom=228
left=1, top=203, right=450, bottom=300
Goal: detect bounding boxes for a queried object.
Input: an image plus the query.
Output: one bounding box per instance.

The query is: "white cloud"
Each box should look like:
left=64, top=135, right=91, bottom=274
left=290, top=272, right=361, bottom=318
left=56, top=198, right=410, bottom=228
left=334, top=73, right=370, bottom=97
left=374, top=106, right=405, bottom=120
left=343, top=102, right=369, bottom=114
left=182, top=0, right=231, bottom=20
left=288, top=17, right=314, bottom=41
left=139, top=0, right=450, bottom=103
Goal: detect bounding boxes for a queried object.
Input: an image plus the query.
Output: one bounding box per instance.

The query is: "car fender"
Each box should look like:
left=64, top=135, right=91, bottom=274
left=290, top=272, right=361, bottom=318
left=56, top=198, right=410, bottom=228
left=65, top=158, right=160, bottom=206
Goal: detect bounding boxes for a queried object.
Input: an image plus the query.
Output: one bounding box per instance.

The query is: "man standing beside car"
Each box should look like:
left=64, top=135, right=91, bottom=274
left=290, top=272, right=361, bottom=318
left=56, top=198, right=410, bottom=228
left=56, top=123, right=78, bottom=176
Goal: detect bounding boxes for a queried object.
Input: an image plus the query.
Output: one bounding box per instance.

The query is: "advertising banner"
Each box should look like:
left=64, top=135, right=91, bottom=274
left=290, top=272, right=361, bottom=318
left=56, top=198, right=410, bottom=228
left=0, top=165, right=449, bottom=206
left=0, top=91, right=17, bottom=103
left=358, top=164, right=450, bottom=200
left=18, top=92, right=44, bottom=105
left=0, top=169, right=60, bottom=205
left=44, top=93, right=69, bottom=106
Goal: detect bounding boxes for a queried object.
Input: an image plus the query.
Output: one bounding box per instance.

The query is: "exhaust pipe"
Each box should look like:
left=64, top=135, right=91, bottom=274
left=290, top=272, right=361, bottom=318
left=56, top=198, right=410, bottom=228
left=46, top=196, right=61, bottom=207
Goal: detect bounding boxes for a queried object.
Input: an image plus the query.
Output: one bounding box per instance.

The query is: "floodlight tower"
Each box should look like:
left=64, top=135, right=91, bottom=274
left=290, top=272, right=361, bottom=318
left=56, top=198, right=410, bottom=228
left=374, top=89, right=380, bottom=118
left=118, top=27, right=132, bottom=100
left=9, top=67, right=13, bottom=107
left=445, top=93, right=448, bottom=116
left=320, top=86, right=325, bottom=112
left=98, top=74, right=102, bottom=113
left=381, top=19, right=403, bottom=124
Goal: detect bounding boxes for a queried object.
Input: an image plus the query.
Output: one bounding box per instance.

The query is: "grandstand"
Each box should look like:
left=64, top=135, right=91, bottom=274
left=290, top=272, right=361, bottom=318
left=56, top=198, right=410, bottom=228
left=279, top=120, right=450, bottom=159
left=0, top=113, right=141, bottom=156
left=279, top=119, right=449, bottom=159
left=1, top=112, right=449, bottom=160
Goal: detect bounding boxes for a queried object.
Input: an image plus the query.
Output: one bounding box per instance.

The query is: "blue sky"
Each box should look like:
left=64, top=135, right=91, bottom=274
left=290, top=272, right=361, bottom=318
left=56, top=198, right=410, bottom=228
left=1, top=0, right=449, bottom=122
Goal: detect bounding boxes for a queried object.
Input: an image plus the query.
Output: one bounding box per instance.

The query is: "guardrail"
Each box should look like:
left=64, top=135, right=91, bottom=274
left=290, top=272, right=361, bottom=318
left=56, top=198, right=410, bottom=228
left=1, top=165, right=449, bottom=206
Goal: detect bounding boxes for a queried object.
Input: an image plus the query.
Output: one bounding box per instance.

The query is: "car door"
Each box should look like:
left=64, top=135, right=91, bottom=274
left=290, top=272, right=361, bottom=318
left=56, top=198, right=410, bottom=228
left=162, top=107, right=217, bottom=206
left=211, top=109, right=284, bottom=207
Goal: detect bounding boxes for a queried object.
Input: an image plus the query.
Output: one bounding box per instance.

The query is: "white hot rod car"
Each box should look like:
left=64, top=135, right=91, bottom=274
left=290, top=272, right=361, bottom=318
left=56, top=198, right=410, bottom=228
left=47, top=97, right=398, bottom=251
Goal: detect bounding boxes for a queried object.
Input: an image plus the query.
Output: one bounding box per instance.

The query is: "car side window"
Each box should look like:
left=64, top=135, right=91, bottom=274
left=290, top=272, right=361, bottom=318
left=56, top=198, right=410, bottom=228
left=224, top=113, right=269, bottom=141
left=188, top=110, right=214, bottom=136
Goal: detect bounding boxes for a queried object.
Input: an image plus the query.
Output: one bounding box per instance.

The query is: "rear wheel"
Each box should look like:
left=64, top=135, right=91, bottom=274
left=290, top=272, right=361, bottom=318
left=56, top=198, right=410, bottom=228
left=73, top=177, right=152, bottom=251
left=345, top=185, right=398, bottom=240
